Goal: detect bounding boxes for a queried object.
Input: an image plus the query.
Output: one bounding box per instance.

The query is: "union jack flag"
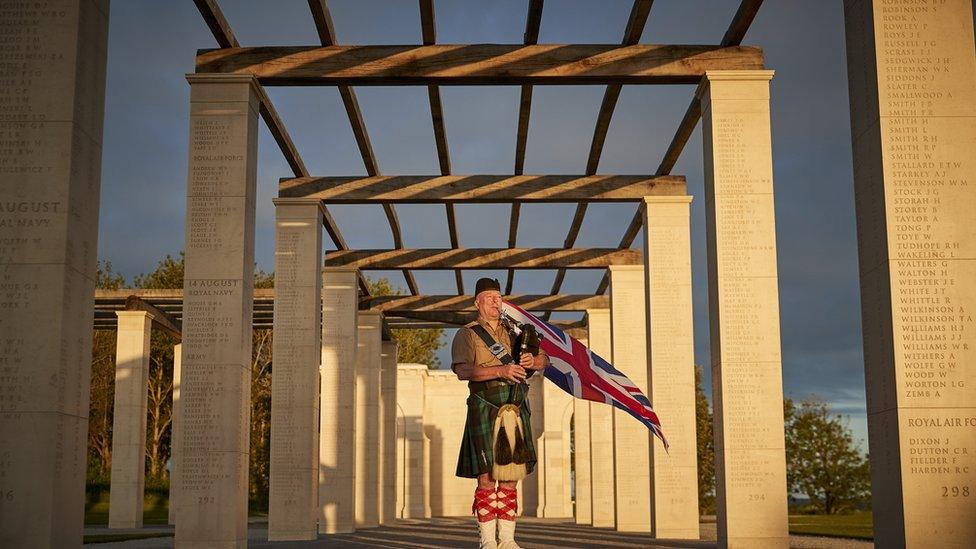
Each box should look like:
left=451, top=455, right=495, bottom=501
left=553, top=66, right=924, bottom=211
left=502, top=301, right=668, bottom=451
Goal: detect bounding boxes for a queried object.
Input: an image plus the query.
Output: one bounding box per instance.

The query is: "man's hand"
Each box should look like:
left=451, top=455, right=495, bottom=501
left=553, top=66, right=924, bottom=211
left=498, top=363, right=527, bottom=384
left=519, top=352, right=534, bottom=369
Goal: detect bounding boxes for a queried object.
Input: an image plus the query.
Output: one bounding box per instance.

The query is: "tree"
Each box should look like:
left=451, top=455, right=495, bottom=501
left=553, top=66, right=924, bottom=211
left=784, top=397, right=871, bottom=514
left=134, top=254, right=184, bottom=482
left=365, top=277, right=445, bottom=368
left=695, top=365, right=715, bottom=514
left=88, top=261, right=126, bottom=479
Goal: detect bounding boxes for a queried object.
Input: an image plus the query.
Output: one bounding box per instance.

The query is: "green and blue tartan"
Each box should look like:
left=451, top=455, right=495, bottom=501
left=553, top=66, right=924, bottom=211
left=456, top=381, right=537, bottom=479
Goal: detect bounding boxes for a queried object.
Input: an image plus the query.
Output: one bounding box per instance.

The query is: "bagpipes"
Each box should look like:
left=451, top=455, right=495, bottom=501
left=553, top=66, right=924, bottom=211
left=490, top=313, right=542, bottom=481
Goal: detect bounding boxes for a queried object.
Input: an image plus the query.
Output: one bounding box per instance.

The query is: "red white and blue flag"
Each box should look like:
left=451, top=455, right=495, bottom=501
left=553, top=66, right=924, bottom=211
left=502, top=301, right=668, bottom=450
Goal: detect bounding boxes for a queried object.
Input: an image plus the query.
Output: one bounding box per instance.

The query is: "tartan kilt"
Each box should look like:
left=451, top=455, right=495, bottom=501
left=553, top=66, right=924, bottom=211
left=456, top=382, right=536, bottom=479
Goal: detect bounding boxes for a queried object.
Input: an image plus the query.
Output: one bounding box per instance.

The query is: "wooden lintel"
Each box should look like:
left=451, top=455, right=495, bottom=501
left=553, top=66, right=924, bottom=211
left=124, top=296, right=182, bottom=338
left=325, top=248, right=641, bottom=270
left=279, top=174, right=685, bottom=202
left=362, top=294, right=609, bottom=313
left=196, top=44, right=764, bottom=86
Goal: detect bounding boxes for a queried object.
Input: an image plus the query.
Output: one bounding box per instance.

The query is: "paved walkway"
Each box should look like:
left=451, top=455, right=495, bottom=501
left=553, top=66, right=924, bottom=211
left=85, top=518, right=874, bottom=548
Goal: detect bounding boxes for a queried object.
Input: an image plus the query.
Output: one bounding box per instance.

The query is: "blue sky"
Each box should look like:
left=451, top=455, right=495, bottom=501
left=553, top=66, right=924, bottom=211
left=98, top=1, right=870, bottom=445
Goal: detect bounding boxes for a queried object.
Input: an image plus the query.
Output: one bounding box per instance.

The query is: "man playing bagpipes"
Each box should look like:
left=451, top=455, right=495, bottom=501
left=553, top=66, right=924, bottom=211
left=451, top=277, right=548, bottom=549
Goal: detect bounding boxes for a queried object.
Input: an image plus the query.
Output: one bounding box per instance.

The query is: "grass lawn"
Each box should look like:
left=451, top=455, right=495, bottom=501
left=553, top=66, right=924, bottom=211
left=84, top=501, right=170, bottom=526
left=788, top=511, right=873, bottom=540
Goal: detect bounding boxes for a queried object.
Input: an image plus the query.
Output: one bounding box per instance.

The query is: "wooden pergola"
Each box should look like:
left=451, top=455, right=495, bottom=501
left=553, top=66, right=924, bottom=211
left=188, top=0, right=764, bottom=329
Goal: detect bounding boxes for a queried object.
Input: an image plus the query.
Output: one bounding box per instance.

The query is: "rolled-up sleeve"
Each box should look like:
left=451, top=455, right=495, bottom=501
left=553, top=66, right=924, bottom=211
left=451, top=328, right=475, bottom=373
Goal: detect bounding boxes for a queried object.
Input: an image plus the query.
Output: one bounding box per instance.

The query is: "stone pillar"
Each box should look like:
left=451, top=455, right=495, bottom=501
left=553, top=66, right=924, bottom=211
left=586, top=308, right=615, bottom=528
left=319, top=267, right=359, bottom=533
left=701, top=70, right=788, bottom=548
left=609, top=265, right=651, bottom=532
left=269, top=199, right=324, bottom=540
left=843, top=2, right=976, bottom=546
left=177, top=74, right=260, bottom=548
left=169, top=344, right=183, bottom=525
left=0, top=3, right=108, bottom=546
left=539, top=381, right=573, bottom=518
left=396, top=364, right=428, bottom=519
left=108, top=311, right=154, bottom=529
left=379, top=341, right=398, bottom=524
left=355, top=311, right=382, bottom=527
left=643, top=197, right=699, bottom=539
left=573, top=339, right=593, bottom=524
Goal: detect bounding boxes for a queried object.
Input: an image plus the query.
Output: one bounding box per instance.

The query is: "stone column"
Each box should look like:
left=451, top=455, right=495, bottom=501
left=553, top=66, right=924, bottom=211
left=379, top=340, right=398, bottom=524
left=586, top=308, right=615, bottom=528
left=177, top=74, right=260, bottom=548
left=319, top=268, right=359, bottom=533
left=539, top=382, right=573, bottom=517
left=643, top=197, right=699, bottom=539
left=108, top=311, right=154, bottom=529
left=269, top=199, right=324, bottom=540
left=700, top=70, right=788, bottom=548
left=355, top=311, right=383, bottom=527
left=0, top=3, right=108, bottom=546
left=844, top=2, right=976, bottom=546
left=396, top=364, right=428, bottom=519
left=609, top=265, right=651, bottom=532
left=573, top=338, right=593, bottom=524
left=169, top=344, right=183, bottom=525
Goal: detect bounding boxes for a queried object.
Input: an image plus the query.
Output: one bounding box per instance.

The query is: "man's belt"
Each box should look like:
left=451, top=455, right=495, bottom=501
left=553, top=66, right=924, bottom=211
left=468, top=379, right=508, bottom=394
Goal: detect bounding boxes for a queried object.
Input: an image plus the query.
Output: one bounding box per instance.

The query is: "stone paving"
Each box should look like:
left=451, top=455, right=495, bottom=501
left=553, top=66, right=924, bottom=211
left=85, top=518, right=874, bottom=548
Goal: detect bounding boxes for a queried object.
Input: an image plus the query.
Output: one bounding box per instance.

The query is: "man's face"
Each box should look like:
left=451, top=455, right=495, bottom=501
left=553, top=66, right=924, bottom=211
left=475, top=290, right=502, bottom=321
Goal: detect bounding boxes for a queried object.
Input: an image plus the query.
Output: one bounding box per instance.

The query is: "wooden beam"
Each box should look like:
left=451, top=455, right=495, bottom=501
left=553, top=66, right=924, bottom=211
left=363, top=294, right=609, bottom=312
left=309, top=0, right=411, bottom=295
left=193, top=0, right=239, bottom=48
left=125, top=295, right=182, bottom=338
left=419, top=0, right=461, bottom=295
left=325, top=248, right=641, bottom=270
left=279, top=174, right=686, bottom=202
left=598, top=0, right=764, bottom=296
left=508, top=0, right=545, bottom=296
left=307, top=0, right=337, bottom=45
left=196, top=44, right=764, bottom=86
left=552, top=1, right=654, bottom=306
left=252, top=84, right=309, bottom=178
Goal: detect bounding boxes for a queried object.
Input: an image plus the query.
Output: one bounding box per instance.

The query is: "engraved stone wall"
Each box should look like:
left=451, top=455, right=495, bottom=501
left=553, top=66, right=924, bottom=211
left=844, top=1, right=976, bottom=546
left=0, top=2, right=109, bottom=545
left=176, top=74, right=260, bottom=547
left=586, top=309, right=616, bottom=528
left=319, top=268, right=359, bottom=533
left=643, top=197, right=699, bottom=539
left=701, top=69, right=788, bottom=548
left=379, top=341, right=398, bottom=524
left=395, top=364, right=428, bottom=519
left=269, top=199, right=323, bottom=540
left=609, top=265, right=651, bottom=532
left=354, top=311, right=382, bottom=527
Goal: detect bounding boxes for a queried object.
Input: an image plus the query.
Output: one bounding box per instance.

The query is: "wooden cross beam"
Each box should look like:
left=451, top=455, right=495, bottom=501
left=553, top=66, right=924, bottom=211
left=325, top=248, right=640, bottom=270
left=195, top=44, right=764, bottom=86
left=279, top=174, right=685, bottom=202
left=124, top=295, right=182, bottom=338
left=361, top=294, right=609, bottom=312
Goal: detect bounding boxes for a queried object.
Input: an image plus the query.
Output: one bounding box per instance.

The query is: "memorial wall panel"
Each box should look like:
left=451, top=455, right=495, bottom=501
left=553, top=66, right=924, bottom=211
left=702, top=70, right=788, bottom=549
left=269, top=200, right=323, bottom=540
left=844, top=2, right=976, bottom=546
left=609, top=266, right=651, bottom=533
left=319, top=268, right=359, bottom=533
left=177, top=75, right=259, bottom=548
left=0, top=2, right=108, bottom=546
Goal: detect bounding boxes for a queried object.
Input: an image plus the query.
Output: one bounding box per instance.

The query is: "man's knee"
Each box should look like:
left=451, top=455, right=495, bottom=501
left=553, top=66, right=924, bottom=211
left=477, top=473, right=495, bottom=489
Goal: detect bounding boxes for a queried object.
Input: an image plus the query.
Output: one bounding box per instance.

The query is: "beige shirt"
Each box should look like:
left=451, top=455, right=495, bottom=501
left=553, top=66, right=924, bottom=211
left=450, top=317, right=547, bottom=374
